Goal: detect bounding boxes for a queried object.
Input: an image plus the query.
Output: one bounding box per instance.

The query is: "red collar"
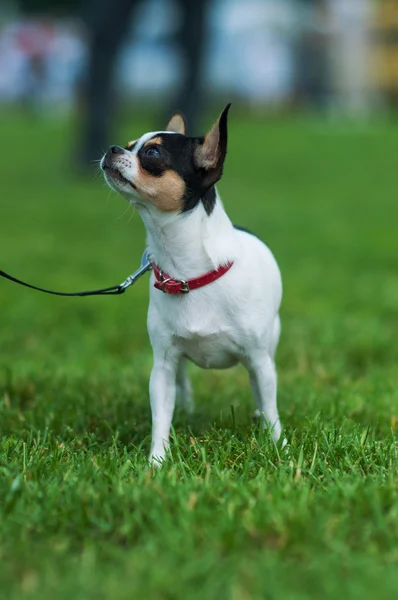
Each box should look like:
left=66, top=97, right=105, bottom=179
left=152, top=261, right=234, bottom=295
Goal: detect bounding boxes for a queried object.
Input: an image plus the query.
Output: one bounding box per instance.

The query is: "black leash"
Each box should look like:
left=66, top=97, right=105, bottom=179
left=0, top=250, right=152, bottom=298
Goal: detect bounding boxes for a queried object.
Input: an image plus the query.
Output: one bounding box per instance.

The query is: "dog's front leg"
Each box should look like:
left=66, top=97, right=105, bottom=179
left=149, top=357, right=179, bottom=465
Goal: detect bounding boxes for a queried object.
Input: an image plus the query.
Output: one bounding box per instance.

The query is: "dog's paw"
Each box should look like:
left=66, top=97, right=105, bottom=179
left=148, top=453, right=165, bottom=468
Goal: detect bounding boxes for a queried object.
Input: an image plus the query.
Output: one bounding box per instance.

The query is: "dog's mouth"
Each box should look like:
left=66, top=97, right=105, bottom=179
left=103, top=165, right=136, bottom=189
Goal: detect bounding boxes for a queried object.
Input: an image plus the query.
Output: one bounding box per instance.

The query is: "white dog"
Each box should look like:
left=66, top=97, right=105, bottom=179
left=101, top=105, right=283, bottom=464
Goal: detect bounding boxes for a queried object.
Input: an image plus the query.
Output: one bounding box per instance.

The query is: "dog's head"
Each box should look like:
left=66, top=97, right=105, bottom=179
left=101, top=104, right=231, bottom=215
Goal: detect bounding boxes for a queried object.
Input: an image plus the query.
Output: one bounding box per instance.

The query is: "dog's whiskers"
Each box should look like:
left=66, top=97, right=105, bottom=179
left=116, top=202, right=134, bottom=222
left=126, top=204, right=136, bottom=224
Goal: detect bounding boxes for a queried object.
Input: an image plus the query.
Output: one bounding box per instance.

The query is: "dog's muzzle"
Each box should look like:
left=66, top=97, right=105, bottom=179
left=104, top=145, right=125, bottom=169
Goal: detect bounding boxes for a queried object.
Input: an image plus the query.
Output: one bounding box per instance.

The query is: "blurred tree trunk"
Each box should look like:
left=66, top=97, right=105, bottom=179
left=78, top=0, right=211, bottom=166
left=79, top=0, right=140, bottom=164
left=294, top=0, right=330, bottom=108
left=165, top=0, right=211, bottom=136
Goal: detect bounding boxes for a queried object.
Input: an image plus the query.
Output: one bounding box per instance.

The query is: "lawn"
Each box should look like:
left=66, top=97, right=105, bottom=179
left=0, top=109, right=397, bottom=599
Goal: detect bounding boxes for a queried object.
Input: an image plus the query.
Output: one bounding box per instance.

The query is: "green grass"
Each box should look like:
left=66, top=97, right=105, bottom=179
left=0, top=109, right=398, bottom=599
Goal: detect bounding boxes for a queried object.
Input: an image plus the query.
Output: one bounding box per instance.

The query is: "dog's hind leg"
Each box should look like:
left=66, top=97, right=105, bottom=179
left=251, top=315, right=281, bottom=424
left=176, top=358, right=194, bottom=415
left=248, top=354, right=283, bottom=443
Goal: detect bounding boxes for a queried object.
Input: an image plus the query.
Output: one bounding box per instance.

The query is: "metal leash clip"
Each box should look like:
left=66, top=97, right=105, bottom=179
left=119, top=249, right=153, bottom=291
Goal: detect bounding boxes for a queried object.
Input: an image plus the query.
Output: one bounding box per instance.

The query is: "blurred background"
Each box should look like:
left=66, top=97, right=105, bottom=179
left=1, top=0, right=398, bottom=160
left=0, top=0, right=397, bottom=414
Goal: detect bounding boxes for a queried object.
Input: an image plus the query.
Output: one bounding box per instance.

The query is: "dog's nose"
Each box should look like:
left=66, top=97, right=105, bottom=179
left=107, top=146, right=124, bottom=154
left=109, top=145, right=125, bottom=155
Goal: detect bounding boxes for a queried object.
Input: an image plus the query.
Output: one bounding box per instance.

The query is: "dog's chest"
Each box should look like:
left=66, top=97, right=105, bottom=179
left=152, top=293, right=243, bottom=369
left=176, top=329, right=240, bottom=369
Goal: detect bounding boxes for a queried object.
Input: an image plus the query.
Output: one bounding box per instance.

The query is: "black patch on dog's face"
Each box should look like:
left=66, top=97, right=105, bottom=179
left=135, top=133, right=217, bottom=215
left=138, top=141, right=167, bottom=177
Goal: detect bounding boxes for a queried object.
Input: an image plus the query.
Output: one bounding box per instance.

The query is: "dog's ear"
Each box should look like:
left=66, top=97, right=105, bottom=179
left=165, top=113, right=186, bottom=135
left=194, top=104, right=231, bottom=188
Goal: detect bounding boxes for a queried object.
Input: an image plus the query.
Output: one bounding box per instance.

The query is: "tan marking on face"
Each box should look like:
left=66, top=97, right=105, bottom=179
left=143, top=137, right=163, bottom=147
left=126, top=139, right=137, bottom=150
left=135, top=165, right=185, bottom=212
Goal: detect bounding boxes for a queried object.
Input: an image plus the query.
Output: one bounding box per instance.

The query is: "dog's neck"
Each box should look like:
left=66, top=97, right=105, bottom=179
left=136, top=189, right=238, bottom=279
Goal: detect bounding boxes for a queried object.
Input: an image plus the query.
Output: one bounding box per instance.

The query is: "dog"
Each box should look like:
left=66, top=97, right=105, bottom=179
left=101, top=105, right=284, bottom=464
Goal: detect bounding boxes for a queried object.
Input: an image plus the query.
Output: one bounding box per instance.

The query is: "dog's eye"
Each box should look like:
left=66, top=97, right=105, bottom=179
left=145, top=146, right=161, bottom=158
